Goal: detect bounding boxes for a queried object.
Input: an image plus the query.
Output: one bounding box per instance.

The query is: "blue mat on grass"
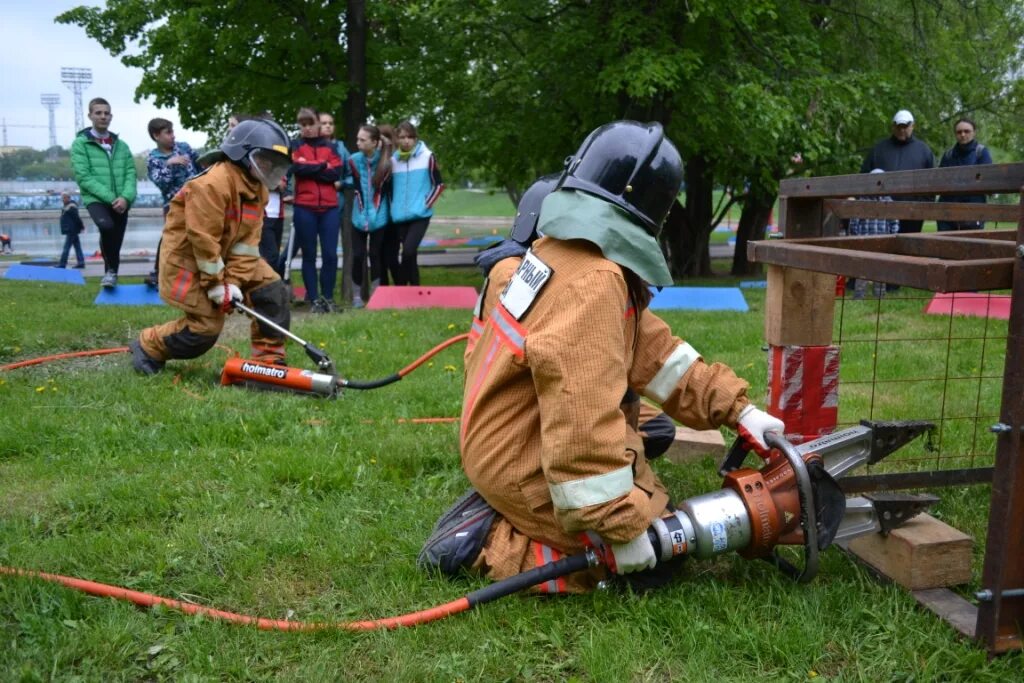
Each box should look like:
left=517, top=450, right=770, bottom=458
left=648, top=286, right=748, bottom=312
left=739, top=280, right=767, bottom=289
left=94, top=284, right=164, bottom=306
left=4, top=264, right=85, bottom=285
left=465, top=236, right=503, bottom=248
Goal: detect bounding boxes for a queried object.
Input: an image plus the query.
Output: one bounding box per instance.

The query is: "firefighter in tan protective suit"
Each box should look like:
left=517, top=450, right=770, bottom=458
left=419, top=121, right=786, bottom=592
left=129, top=119, right=294, bottom=375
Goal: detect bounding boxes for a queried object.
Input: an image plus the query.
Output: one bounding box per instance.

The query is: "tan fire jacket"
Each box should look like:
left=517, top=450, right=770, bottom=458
left=158, top=161, right=268, bottom=311
left=462, top=236, right=751, bottom=552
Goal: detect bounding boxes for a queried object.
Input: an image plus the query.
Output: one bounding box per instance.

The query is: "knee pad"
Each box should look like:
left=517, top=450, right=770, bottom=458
left=163, top=326, right=218, bottom=360
left=418, top=489, right=497, bottom=576
left=640, top=412, right=677, bottom=460
left=249, top=280, right=290, bottom=336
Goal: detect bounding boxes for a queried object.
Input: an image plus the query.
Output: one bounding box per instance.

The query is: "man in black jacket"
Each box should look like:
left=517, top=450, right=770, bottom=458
left=860, top=109, right=935, bottom=234
left=56, top=191, right=87, bottom=269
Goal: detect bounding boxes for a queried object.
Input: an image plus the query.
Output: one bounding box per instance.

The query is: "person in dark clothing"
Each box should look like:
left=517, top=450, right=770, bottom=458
left=56, top=192, right=87, bottom=269
left=860, top=109, right=935, bottom=234
left=937, top=117, right=994, bottom=231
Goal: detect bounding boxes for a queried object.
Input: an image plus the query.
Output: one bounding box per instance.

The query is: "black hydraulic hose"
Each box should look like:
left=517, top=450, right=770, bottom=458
left=342, top=374, right=401, bottom=390
left=465, top=551, right=596, bottom=607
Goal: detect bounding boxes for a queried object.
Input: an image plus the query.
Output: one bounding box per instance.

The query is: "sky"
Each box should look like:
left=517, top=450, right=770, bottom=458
left=1, top=1, right=208, bottom=154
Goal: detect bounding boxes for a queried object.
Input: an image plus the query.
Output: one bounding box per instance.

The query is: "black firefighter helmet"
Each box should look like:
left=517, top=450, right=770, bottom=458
left=556, top=120, right=683, bottom=237
left=510, top=173, right=561, bottom=246
left=220, top=119, right=291, bottom=189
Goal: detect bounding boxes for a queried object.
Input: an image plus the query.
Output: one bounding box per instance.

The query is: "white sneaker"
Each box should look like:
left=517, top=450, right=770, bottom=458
left=100, top=271, right=118, bottom=288
left=353, top=295, right=365, bottom=309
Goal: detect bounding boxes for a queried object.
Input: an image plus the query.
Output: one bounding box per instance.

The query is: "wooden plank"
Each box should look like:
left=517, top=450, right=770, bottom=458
left=778, top=197, right=825, bottom=238
left=823, top=199, right=1021, bottom=223
left=663, top=426, right=726, bottom=465
left=847, top=513, right=973, bottom=590
left=976, top=212, right=1024, bottom=655
left=912, top=588, right=978, bottom=639
left=764, top=265, right=835, bottom=346
left=748, top=241, right=1015, bottom=292
left=781, top=163, right=1024, bottom=198
left=777, top=233, right=1016, bottom=260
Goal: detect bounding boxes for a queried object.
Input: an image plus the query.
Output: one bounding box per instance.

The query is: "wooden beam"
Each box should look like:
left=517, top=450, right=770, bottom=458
left=781, top=163, right=1024, bottom=198
left=663, top=427, right=726, bottom=465
left=749, top=241, right=1015, bottom=292
left=778, top=197, right=825, bottom=239
left=976, top=206, right=1024, bottom=655
left=764, top=265, right=835, bottom=346
left=823, top=199, right=1021, bottom=223
left=847, top=513, right=973, bottom=590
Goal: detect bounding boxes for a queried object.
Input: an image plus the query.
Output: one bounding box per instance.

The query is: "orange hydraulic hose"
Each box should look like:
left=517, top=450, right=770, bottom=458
left=1, top=551, right=595, bottom=632
left=397, top=333, right=469, bottom=377
left=0, top=347, right=128, bottom=372
left=0, top=566, right=470, bottom=632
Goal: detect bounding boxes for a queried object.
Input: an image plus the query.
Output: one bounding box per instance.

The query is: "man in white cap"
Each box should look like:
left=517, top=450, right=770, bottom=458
left=859, top=109, right=935, bottom=234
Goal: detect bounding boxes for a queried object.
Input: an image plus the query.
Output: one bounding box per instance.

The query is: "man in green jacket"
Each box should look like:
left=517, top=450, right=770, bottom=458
left=70, top=97, right=138, bottom=288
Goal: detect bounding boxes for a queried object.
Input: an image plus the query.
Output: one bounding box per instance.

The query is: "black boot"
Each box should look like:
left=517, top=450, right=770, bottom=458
left=129, top=339, right=165, bottom=376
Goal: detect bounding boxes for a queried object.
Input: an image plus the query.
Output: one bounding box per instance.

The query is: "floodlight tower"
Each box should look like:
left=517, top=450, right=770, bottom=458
left=41, top=94, right=61, bottom=149
left=60, top=67, right=92, bottom=133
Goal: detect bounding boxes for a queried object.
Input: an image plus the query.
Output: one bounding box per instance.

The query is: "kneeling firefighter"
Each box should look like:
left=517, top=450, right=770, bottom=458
left=420, top=121, right=785, bottom=592
left=130, top=119, right=294, bottom=375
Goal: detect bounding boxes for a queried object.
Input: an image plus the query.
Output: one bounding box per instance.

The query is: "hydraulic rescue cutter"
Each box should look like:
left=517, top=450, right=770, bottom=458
left=220, top=301, right=343, bottom=398
left=641, top=420, right=938, bottom=582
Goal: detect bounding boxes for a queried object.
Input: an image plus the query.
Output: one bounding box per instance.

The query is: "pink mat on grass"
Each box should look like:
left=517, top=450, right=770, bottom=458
left=366, top=285, right=478, bottom=310
left=924, top=292, right=1011, bottom=320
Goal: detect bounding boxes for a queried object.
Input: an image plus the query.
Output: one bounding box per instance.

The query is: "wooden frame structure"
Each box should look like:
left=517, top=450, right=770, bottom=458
left=749, top=163, right=1024, bottom=655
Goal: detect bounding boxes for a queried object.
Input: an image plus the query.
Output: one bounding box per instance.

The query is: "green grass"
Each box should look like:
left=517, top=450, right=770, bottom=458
left=0, top=270, right=1019, bottom=680
left=432, top=188, right=516, bottom=217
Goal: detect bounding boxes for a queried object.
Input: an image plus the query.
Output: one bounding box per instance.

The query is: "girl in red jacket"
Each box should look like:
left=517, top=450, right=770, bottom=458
left=291, top=107, right=343, bottom=313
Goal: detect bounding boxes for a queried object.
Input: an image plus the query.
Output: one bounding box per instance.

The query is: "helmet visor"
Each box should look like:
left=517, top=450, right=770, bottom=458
left=247, top=149, right=290, bottom=190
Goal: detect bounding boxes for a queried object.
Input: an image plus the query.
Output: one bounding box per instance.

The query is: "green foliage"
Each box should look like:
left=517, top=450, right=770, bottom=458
left=0, top=148, right=71, bottom=180
left=0, top=272, right=1018, bottom=678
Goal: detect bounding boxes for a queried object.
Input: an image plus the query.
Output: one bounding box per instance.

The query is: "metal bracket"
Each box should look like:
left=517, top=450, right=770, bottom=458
left=864, top=492, right=940, bottom=535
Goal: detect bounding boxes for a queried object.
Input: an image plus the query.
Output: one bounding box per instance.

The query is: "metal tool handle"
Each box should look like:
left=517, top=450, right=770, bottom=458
left=232, top=301, right=310, bottom=348
left=766, top=432, right=820, bottom=583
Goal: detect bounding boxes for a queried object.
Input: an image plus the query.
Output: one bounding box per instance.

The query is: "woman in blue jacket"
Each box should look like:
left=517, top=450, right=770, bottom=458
left=349, top=124, right=393, bottom=308
left=389, top=121, right=445, bottom=285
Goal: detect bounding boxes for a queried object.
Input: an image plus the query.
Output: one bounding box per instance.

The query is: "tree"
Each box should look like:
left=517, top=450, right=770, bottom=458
left=60, top=1, right=1024, bottom=279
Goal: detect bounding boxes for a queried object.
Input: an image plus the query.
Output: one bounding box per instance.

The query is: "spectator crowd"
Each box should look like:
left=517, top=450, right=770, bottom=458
left=42, top=97, right=445, bottom=312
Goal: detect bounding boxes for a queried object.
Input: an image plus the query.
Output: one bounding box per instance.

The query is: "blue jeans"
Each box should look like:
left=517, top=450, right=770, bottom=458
left=293, top=205, right=340, bottom=302
left=59, top=232, right=85, bottom=267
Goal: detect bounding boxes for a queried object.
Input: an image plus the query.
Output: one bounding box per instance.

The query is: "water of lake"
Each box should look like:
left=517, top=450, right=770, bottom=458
left=1, top=216, right=167, bottom=258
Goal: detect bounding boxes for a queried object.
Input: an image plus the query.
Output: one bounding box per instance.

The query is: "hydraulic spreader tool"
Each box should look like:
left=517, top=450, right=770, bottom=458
left=640, top=419, right=938, bottom=582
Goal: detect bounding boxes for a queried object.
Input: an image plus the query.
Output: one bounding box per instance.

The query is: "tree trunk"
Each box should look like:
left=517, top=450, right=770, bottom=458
left=731, top=187, right=776, bottom=276
left=341, top=0, right=367, bottom=303
left=675, top=153, right=714, bottom=277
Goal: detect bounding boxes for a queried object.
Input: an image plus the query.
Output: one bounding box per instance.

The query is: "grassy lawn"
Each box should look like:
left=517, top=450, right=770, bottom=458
left=0, top=268, right=1017, bottom=680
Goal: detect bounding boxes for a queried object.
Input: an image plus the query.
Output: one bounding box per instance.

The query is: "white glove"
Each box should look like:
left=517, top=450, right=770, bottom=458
left=207, top=283, right=243, bottom=310
left=608, top=532, right=657, bottom=574
left=737, top=404, right=785, bottom=458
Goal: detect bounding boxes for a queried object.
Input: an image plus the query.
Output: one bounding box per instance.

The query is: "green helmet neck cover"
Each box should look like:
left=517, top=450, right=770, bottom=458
left=537, top=190, right=673, bottom=286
